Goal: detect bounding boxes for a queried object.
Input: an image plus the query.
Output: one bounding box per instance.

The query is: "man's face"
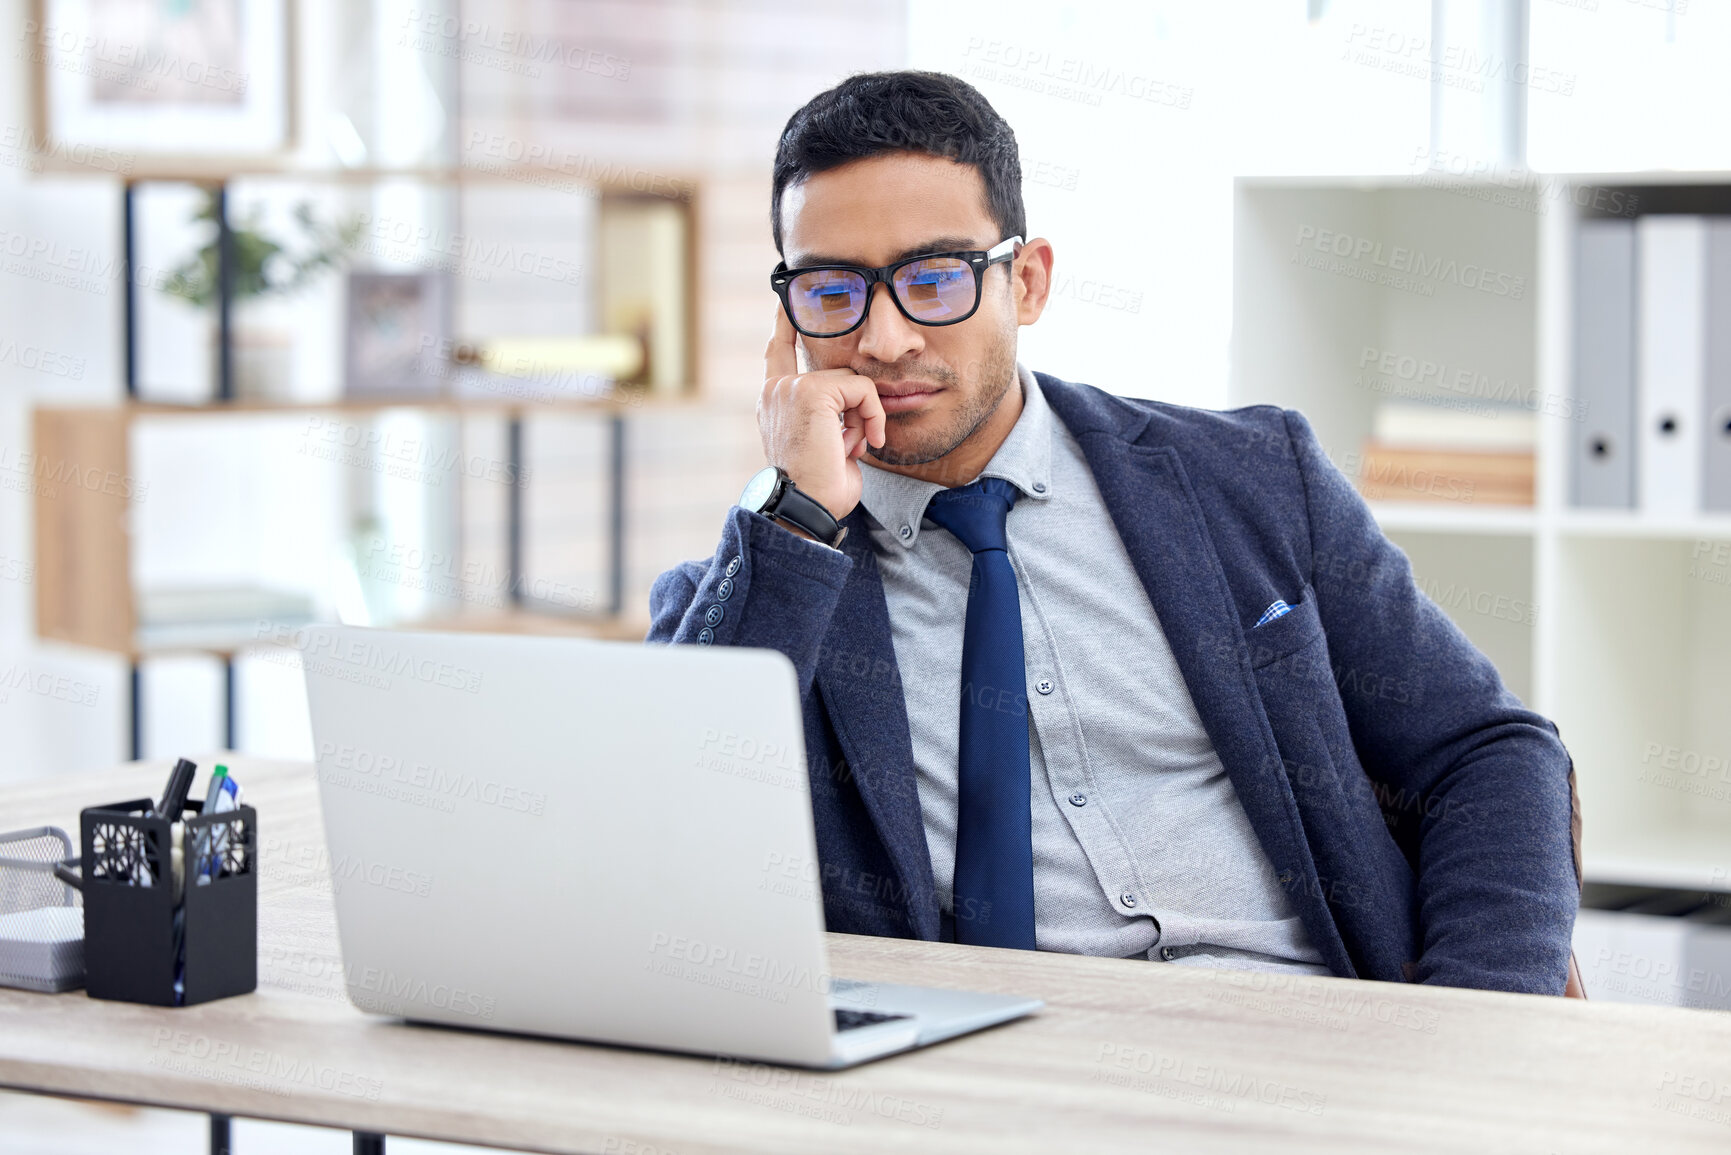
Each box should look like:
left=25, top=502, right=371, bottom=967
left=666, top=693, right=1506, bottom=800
left=778, top=151, right=1046, bottom=469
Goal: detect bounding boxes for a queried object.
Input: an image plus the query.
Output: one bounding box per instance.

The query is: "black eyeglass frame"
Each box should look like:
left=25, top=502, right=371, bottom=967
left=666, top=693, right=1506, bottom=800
left=769, top=235, right=1024, bottom=338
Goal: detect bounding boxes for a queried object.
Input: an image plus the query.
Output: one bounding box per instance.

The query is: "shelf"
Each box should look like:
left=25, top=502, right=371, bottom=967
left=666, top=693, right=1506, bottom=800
left=1237, top=169, right=1731, bottom=192
left=43, top=611, right=646, bottom=660
left=1368, top=502, right=1538, bottom=535
left=36, top=393, right=691, bottom=421
left=1584, top=829, right=1731, bottom=891
left=404, top=609, right=650, bottom=643
left=1554, top=510, right=1731, bottom=541
left=1363, top=504, right=1731, bottom=540
left=1235, top=171, right=1731, bottom=890
left=22, top=158, right=702, bottom=199
left=130, top=586, right=315, bottom=656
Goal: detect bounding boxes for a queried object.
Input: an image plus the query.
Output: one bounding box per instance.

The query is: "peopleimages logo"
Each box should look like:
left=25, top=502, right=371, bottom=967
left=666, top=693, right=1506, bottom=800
left=148, top=1029, right=382, bottom=1101
left=401, top=11, right=632, bottom=80
left=351, top=212, right=585, bottom=286
left=1357, top=346, right=1582, bottom=420
left=317, top=740, right=548, bottom=815
left=0, top=124, right=134, bottom=174
left=0, top=664, right=99, bottom=707
left=0, top=338, right=86, bottom=380
left=0, top=445, right=147, bottom=501
left=349, top=965, right=496, bottom=1019
left=254, top=621, right=483, bottom=694
left=1094, top=1043, right=1328, bottom=1115
left=328, top=854, right=434, bottom=898
left=1293, top=225, right=1527, bottom=299
left=22, top=19, right=251, bottom=97
left=645, top=932, right=840, bottom=1002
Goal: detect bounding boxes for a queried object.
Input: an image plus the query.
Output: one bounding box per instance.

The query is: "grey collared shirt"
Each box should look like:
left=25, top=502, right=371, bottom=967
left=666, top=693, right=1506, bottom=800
left=857, top=364, right=1329, bottom=974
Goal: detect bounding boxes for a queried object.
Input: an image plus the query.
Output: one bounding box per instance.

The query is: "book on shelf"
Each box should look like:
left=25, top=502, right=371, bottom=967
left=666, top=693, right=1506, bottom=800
left=134, top=586, right=315, bottom=651
left=1355, top=400, right=1535, bottom=507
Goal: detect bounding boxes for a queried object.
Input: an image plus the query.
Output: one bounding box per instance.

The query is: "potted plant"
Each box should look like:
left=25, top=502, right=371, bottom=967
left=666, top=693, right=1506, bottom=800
left=159, top=190, right=361, bottom=400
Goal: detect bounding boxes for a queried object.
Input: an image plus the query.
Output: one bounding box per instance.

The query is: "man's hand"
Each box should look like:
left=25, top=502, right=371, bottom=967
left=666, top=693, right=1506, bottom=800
left=757, top=302, right=886, bottom=523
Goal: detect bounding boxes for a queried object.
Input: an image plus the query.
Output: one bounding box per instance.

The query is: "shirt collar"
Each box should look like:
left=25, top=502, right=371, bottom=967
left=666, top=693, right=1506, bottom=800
left=858, top=361, right=1052, bottom=550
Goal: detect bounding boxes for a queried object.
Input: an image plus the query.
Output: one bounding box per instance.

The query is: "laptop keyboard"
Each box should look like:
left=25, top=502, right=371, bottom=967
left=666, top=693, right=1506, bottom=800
left=833, top=1008, right=913, bottom=1032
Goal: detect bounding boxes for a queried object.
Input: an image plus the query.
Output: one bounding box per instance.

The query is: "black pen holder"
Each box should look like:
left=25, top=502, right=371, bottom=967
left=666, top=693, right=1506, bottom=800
left=79, top=796, right=257, bottom=1007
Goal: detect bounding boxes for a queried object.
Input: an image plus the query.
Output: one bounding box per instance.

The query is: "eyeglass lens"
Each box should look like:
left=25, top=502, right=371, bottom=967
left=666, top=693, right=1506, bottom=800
left=785, top=255, right=976, bottom=335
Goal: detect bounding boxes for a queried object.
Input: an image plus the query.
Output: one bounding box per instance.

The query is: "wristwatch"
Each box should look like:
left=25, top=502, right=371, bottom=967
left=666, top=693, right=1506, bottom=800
left=738, top=466, right=847, bottom=548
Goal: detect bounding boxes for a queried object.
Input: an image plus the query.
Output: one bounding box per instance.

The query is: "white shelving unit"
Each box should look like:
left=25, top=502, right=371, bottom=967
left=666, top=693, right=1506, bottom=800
left=1232, top=172, right=1731, bottom=892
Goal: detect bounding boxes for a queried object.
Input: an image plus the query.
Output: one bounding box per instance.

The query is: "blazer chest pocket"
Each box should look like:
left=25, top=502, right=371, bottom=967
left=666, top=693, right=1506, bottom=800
left=1245, top=588, right=1325, bottom=671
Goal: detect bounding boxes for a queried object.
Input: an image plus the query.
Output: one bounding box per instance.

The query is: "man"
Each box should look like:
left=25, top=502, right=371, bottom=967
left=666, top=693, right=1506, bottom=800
left=649, top=70, right=1581, bottom=994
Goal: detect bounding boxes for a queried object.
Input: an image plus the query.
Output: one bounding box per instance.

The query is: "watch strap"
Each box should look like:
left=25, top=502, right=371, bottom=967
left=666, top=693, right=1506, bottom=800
left=768, top=474, right=846, bottom=548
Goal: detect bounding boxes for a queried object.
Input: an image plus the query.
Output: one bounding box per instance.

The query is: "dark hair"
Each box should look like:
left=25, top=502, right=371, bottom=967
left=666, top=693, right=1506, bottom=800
left=770, top=70, right=1025, bottom=256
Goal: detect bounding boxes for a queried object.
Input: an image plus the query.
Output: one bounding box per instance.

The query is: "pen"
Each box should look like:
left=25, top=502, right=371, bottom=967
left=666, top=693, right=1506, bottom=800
left=205, top=763, right=229, bottom=808
left=156, top=757, right=199, bottom=819
left=193, top=765, right=227, bottom=877
left=137, top=758, right=197, bottom=889
left=196, top=766, right=239, bottom=883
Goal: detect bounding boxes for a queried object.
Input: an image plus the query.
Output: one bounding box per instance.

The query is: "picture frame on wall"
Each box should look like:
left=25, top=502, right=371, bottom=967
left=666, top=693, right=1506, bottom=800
left=343, top=271, right=450, bottom=400
left=28, top=0, right=292, bottom=161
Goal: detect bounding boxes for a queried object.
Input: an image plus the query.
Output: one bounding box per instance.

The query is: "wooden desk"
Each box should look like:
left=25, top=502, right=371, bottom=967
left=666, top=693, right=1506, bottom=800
left=4, top=758, right=1731, bottom=1153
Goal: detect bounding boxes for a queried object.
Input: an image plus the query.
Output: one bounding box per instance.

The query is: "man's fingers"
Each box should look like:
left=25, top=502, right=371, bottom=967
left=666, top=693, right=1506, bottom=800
left=841, top=405, right=870, bottom=459
left=836, top=375, right=888, bottom=449
left=765, top=300, right=799, bottom=381
left=865, top=404, right=886, bottom=449
left=841, top=423, right=865, bottom=459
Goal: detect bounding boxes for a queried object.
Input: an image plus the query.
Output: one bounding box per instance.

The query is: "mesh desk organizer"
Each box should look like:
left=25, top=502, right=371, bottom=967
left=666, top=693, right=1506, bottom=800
left=76, top=794, right=258, bottom=1006
left=0, top=827, right=84, bottom=992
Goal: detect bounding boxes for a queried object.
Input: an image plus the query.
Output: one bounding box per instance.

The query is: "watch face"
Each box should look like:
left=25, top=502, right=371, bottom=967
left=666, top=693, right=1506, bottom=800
left=739, top=466, right=782, bottom=513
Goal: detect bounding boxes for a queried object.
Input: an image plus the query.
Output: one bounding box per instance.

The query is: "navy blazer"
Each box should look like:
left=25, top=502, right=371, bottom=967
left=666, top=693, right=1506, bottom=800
left=648, top=372, right=1581, bottom=994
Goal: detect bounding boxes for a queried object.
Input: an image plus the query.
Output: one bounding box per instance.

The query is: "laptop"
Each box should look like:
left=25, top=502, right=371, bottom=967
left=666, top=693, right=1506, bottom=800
left=301, top=626, right=1042, bottom=1069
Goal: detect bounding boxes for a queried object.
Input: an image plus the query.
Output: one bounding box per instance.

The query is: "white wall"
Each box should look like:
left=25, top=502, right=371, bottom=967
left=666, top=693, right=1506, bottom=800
left=908, top=0, right=1435, bottom=409
left=0, top=0, right=131, bottom=780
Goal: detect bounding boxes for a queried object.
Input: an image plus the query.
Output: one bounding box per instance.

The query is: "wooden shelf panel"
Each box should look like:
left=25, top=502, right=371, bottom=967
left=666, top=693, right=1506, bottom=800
left=21, top=159, right=703, bottom=195
left=34, top=394, right=698, bottom=421
left=404, top=610, right=651, bottom=643
left=32, top=407, right=134, bottom=653
left=40, top=609, right=647, bottom=659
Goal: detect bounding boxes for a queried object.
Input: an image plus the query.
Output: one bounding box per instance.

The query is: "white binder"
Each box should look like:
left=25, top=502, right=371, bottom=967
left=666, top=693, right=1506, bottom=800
left=1636, top=215, right=1708, bottom=517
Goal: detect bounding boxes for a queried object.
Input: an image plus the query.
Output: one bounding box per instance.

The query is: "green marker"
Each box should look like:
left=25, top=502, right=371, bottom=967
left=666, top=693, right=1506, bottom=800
left=206, top=763, right=229, bottom=805
left=193, top=764, right=231, bottom=880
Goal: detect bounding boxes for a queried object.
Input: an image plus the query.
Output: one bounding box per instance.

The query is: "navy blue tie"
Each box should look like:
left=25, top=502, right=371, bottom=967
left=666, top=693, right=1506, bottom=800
left=924, top=477, right=1036, bottom=950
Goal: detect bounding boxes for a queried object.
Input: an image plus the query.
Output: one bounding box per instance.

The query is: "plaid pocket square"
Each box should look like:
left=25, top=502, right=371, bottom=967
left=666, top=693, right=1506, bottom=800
left=1254, top=599, right=1293, bottom=628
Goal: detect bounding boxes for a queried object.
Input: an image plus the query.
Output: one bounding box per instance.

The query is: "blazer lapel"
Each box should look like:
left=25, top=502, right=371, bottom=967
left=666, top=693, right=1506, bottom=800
left=1041, top=380, right=1318, bottom=915
left=813, top=510, right=940, bottom=940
